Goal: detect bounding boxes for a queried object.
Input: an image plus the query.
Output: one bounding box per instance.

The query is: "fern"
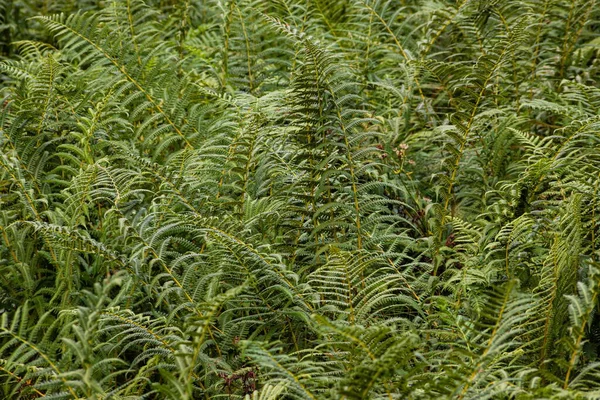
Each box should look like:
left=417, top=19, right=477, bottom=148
left=1, top=0, right=599, bottom=398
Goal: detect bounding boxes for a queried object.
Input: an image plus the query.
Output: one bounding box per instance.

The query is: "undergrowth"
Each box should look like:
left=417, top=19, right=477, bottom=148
left=1, top=0, right=600, bottom=398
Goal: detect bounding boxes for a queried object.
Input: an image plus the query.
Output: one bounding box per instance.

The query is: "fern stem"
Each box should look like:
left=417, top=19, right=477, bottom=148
left=360, top=1, right=425, bottom=103
left=563, top=289, right=599, bottom=389
left=0, top=365, right=46, bottom=397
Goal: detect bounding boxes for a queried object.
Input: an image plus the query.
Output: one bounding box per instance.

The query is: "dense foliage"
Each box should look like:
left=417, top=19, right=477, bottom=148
left=1, top=0, right=600, bottom=398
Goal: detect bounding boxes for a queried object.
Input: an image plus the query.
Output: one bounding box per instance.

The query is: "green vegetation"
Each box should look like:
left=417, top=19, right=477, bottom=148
left=1, top=0, right=600, bottom=398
